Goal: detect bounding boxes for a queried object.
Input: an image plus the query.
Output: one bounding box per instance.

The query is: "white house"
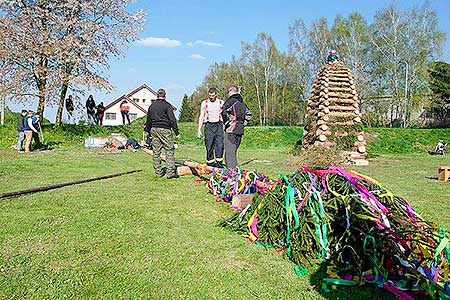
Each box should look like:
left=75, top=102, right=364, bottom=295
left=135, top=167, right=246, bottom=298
left=102, top=83, right=158, bottom=126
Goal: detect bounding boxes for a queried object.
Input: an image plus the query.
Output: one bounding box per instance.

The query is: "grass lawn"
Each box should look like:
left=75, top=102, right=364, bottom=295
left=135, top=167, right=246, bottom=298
left=1, top=143, right=450, bottom=300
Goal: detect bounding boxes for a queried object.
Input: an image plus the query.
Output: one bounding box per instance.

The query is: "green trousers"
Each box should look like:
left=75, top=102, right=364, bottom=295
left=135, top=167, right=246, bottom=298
left=151, top=127, right=176, bottom=177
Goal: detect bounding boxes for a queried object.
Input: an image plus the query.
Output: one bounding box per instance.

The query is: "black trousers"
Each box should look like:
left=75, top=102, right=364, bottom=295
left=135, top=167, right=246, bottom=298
left=121, top=111, right=131, bottom=125
left=32, top=131, right=42, bottom=149
left=204, top=122, right=224, bottom=165
left=224, top=133, right=242, bottom=169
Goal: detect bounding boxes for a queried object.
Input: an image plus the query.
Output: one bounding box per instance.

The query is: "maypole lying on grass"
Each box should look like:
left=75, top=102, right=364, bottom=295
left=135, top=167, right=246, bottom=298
left=0, top=170, right=142, bottom=199
left=187, top=160, right=450, bottom=299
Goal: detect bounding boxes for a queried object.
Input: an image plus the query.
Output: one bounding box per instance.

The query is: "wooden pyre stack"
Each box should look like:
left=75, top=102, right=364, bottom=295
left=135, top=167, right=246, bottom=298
left=302, top=61, right=367, bottom=156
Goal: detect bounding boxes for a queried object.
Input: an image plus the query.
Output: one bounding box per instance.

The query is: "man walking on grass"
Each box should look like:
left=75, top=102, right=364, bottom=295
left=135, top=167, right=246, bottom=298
left=222, top=86, right=251, bottom=169
left=197, top=87, right=224, bottom=167
left=145, top=88, right=180, bottom=179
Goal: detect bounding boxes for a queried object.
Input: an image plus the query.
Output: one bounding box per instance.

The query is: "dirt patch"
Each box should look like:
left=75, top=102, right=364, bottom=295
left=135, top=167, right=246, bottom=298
left=0, top=150, right=12, bottom=155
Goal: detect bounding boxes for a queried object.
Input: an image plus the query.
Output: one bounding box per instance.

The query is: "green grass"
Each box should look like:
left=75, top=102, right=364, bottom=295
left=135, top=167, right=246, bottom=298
left=1, top=144, right=450, bottom=299
left=0, top=110, right=302, bottom=151
left=3, top=110, right=450, bottom=155
left=2, top=109, right=450, bottom=299
left=366, top=127, right=450, bottom=154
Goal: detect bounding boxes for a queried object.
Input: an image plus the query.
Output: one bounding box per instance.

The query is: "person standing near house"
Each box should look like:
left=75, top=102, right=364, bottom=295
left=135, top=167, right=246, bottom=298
left=23, top=110, right=38, bottom=153
left=120, top=100, right=131, bottom=125
left=65, top=95, right=74, bottom=123
left=86, top=95, right=96, bottom=124
left=17, top=109, right=27, bottom=152
left=145, top=88, right=180, bottom=179
left=96, top=102, right=105, bottom=125
left=197, top=87, right=224, bottom=167
left=221, top=86, right=252, bottom=169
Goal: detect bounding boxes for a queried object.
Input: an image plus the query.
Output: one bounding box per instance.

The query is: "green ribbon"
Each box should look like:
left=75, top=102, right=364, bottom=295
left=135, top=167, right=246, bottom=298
left=255, top=241, right=274, bottom=248
left=363, top=235, right=386, bottom=284
left=280, top=173, right=306, bottom=277
left=308, top=188, right=328, bottom=258
left=434, top=228, right=450, bottom=261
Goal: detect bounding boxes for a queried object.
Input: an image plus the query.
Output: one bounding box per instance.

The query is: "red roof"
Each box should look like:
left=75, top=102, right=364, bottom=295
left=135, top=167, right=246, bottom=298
left=104, top=83, right=158, bottom=114
left=126, top=83, right=158, bottom=98
left=104, top=83, right=177, bottom=112
left=104, top=94, right=147, bottom=114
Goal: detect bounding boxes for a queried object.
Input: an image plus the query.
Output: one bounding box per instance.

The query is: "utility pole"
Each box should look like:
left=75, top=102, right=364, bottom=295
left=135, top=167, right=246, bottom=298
left=399, top=60, right=409, bottom=128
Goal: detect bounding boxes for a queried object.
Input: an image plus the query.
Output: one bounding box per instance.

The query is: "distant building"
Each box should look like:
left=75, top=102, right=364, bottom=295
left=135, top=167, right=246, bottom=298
left=102, top=83, right=158, bottom=126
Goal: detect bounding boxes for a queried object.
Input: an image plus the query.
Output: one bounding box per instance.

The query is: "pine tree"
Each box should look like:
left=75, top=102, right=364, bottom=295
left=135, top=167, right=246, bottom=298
left=178, top=94, right=194, bottom=122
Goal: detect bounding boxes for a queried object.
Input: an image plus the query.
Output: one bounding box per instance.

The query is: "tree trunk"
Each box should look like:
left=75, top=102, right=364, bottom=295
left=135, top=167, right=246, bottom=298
left=36, top=56, right=48, bottom=120
left=255, top=84, right=262, bottom=126
left=0, top=62, right=5, bottom=126
left=264, top=77, right=268, bottom=126
left=270, top=79, right=277, bottom=125
left=252, top=65, right=262, bottom=126
left=55, top=80, right=69, bottom=125
left=37, top=92, right=45, bottom=120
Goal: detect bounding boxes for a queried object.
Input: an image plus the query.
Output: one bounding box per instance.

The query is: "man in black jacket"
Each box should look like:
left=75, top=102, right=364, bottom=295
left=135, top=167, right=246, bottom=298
left=17, top=109, right=27, bottom=151
left=85, top=95, right=96, bottom=125
left=145, top=88, right=180, bottom=179
left=221, top=86, right=251, bottom=169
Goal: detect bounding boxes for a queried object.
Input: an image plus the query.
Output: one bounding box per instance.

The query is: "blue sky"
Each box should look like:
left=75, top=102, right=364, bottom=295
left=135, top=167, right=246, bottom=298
left=12, top=0, right=450, bottom=121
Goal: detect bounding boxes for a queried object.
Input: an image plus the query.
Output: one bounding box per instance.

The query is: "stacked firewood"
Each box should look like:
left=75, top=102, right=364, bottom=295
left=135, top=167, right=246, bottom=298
left=303, top=61, right=367, bottom=155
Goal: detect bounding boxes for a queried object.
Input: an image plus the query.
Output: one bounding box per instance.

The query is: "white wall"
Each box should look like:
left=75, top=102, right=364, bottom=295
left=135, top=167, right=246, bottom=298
left=128, top=88, right=157, bottom=112
left=103, top=101, right=147, bottom=126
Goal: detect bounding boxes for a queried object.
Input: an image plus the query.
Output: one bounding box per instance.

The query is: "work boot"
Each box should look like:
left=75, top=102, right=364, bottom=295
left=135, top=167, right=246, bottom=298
left=167, top=174, right=179, bottom=179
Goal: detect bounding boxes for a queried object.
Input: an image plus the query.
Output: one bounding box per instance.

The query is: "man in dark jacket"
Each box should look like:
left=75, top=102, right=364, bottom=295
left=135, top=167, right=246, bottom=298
left=17, top=109, right=27, bottom=151
left=85, top=95, right=96, bottom=124
left=145, top=88, right=180, bottom=179
left=96, top=102, right=105, bottom=125
left=221, top=86, right=252, bottom=169
left=65, top=95, right=74, bottom=123
left=31, top=114, right=42, bottom=150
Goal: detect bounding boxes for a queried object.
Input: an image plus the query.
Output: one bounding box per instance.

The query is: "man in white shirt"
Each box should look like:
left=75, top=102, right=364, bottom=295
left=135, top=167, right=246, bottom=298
left=197, top=88, right=224, bottom=167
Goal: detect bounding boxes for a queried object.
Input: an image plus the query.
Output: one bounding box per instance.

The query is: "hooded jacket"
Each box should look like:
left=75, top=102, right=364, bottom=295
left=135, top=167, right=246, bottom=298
left=221, top=93, right=251, bottom=135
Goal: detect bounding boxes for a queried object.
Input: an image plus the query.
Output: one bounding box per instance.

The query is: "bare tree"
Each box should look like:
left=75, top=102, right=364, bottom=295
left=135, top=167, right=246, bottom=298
left=242, top=42, right=263, bottom=125
left=308, top=17, right=333, bottom=72
left=370, top=3, right=445, bottom=126
left=331, top=13, right=371, bottom=108
left=289, top=19, right=313, bottom=121
left=0, top=0, right=144, bottom=123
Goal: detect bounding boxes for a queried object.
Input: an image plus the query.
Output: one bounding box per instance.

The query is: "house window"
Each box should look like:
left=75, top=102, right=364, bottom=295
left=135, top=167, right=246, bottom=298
left=105, top=113, right=116, bottom=120
left=129, top=113, right=138, bottom=122
left=133, top=98, right=139, bottom=103
left=142, top=99, right=146, bottom=103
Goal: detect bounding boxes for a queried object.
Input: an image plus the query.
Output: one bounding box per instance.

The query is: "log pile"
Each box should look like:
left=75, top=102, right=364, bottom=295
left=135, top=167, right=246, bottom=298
left=303, top=61, right=367, bottom=158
